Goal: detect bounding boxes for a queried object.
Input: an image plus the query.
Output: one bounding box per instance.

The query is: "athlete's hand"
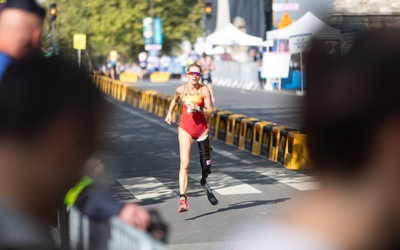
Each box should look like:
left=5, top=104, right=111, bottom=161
left=188, top=102, right=198, bottom=113
left=119, top=203, right=150, bottom=231
left=165, top=113, right=172, bottom=125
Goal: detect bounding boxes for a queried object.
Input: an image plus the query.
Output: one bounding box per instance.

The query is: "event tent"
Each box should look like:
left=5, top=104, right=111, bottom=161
left=267, top=11, right=341, bottom=40
left=206, top=23, right=263, bottom=46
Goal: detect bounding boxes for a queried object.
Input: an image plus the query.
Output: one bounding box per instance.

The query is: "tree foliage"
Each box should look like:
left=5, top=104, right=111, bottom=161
left=41, top=0, right=205, bottom=68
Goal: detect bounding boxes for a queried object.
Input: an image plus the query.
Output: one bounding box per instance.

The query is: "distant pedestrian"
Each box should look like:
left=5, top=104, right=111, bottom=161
left=197, top=52, right=216, bottom=103
left=109, top=47, right=119, bottom=79
left=160, top=53, right=171, bottom=72
left=179, top=50, right=188, bottom=81
left=138, top=50, right=147, bottom=81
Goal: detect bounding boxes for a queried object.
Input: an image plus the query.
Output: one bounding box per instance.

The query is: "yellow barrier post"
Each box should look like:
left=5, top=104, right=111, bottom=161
left=216, top=113, right=234, bottom=142
left=251, top=122, right=277, bottom=156
left=284, top=133, right=313, bottom=169
left=213, top=111, right=232, bottom=140
left=226, top=114, right=247, bottom=146
left=150, top=72, right=171, bottom=82
left=119, top=72, right=139, bottom=83
left=238, top=118, right=259, bottom=150
left=268, top=126, right=289, bottom=162
left=277, top=128, right=299, bottom=165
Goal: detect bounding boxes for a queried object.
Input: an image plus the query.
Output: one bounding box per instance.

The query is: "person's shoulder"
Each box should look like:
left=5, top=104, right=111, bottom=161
left=176, top=85, right=185, bottom=94
left=201, top=84, right=211, bottom=95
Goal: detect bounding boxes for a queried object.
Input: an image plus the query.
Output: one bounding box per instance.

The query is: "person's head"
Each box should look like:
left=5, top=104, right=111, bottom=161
left=187, top=63, right=202, bottom=85
left=0, top=0, right=45, bottom=59
left=325, top=42, right=332, bottom=52
left=0, top=56, right=105, bottom=218
left=202, top=52, right=207, bottom=58
left=306, top=29, right=400, bottom=188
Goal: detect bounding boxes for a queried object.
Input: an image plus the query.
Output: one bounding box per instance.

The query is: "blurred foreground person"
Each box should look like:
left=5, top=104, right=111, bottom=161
left=237, top=29, right=400, bottom=250
left=0, top=56, right=105, bottom=249
left=0, top=0, right=45, bottom=78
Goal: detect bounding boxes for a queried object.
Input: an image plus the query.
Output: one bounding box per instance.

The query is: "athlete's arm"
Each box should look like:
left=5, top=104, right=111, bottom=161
left=195, top=87, right=214, bottom=118
left=165, top=86, right=183, bottom=124
left=210, top=59, right=216, bottom=71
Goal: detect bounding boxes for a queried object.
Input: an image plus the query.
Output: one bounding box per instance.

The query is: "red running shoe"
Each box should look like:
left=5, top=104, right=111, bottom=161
left=178, top=195, right=188, bottom=213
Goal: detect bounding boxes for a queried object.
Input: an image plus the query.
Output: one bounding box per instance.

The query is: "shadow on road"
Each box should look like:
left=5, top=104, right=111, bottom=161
left=185, top=198, right=290, bottom=221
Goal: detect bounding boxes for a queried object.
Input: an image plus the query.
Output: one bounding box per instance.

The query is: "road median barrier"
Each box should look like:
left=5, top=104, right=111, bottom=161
left=260, top=124, right=278, bottom=159
left=213, top=111, right=232, bottom=141
left=268, top=126, right=289, bottom=162
left=207, top=108, right=223, bottom=138
left=150, top=72, right=170, bottom=82
left=284, top=132, right=313, bottom=169
left=216, top=113, right=233, bottom=142
left=277, top=128, right=299, bottom=165
left=157, top=95, right=171, bottom=118
left=251, top=122, right=278, bottom=156
left=238, top=118, right=259, bottom=150
left=243, top=120, right=261, bottom=153
left=119, top=72, right=139, bottom=83
left=225, top=114, right=247, bottom=145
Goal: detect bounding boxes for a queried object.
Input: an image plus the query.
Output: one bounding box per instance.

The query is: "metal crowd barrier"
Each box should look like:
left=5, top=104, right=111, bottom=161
left=54, top=206, right=168, bottom=250
left=212, top=61, right=260, bottom=90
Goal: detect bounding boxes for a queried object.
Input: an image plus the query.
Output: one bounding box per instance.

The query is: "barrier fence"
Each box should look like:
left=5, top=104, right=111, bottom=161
left=52, top=206, right=168, bottom=250
left=211, top=61, right=260, bottom=90
left=91, top=75, right=312, bottom=170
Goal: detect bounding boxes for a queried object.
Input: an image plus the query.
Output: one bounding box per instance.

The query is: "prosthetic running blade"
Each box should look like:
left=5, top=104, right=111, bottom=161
left=200, top=179, right=218, bottom=205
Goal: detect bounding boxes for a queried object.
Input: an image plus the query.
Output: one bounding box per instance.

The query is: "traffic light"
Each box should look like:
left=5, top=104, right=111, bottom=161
left=49, top=3, right=56, bottom=22
left=204, top=1, right=212, bottom=18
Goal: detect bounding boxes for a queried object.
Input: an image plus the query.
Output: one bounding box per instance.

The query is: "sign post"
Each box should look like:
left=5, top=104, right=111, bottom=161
left=289, top=33, right=312, bottom=95
left=73, top=34, right=86, bottom=68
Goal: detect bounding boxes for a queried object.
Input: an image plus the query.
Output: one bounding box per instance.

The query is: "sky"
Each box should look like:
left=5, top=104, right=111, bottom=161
left=274, top=0, right=336, bottom=22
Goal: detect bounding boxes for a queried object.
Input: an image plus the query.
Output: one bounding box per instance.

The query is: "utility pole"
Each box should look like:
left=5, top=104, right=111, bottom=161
left=49, top=3, right=57, bottom=55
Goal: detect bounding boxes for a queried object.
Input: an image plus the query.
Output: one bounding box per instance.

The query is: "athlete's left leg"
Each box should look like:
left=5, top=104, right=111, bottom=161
left=197, top=129, right=211, bottom=183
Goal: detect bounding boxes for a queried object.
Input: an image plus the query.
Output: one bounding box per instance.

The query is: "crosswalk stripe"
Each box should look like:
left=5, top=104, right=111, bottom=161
left=257, top=170, right=319, bottom=191
left=117, top=177, right=178, bottom=201
left=189, top=173, right=262, bottom=195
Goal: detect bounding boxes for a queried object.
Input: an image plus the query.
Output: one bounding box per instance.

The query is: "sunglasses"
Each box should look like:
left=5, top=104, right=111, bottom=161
left=187, top=71, right=202, bottom=77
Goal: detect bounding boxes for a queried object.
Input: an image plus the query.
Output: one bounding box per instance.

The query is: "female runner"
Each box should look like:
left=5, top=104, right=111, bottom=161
left=165, top=63, right=214, bottom=213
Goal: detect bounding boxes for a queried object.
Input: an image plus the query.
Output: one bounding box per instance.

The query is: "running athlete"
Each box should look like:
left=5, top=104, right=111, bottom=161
left=197, top=52, right=216, bottom=104
left=165, top=63, right=215, bottom=213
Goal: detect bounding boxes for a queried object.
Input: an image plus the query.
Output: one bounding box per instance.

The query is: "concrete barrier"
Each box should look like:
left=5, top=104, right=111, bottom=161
left=251, top=122, right=277, bottom=156
left=284, top=132, right=313, bottom=169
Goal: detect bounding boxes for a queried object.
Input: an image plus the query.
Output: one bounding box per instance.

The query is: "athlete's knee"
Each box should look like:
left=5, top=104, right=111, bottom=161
left=180, top=161, right=190, bottom=171
left=197, top=135, right=212, bottom=175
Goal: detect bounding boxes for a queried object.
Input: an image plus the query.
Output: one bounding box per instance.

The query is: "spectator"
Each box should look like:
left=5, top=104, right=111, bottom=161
left=138, top=50, right=147, bottom=81
left=179, top=50, right=188, bottom=81
left=326, top=42, right=336, bottom=56
left=109, top=47, right=119, bottom=80
left=160, top=53, right=171, bottom=72
left=0, top=56, right=105, bottom=249
left=0, top=0, right=45, bottom=79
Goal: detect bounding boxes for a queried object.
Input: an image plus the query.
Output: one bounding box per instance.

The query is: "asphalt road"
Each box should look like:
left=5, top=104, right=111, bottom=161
left=91, top=86, right=316, bottom=250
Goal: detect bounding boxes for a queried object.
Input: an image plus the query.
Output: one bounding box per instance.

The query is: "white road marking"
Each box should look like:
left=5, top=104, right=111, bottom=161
left=108, top=99, right=243, bottom=161
left=257, top=170, right=320, bottom=191
left=190, top=173, right=262, bottom=195
left=117, top=177, right=178, bottom=201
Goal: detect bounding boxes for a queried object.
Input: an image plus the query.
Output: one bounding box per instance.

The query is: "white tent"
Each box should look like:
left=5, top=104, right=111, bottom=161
left=206, top=23, right=263, bottom=46
left=267, top=12, right=341, bottom=40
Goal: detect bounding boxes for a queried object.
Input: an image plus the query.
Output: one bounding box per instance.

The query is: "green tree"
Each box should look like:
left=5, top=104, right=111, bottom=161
left=42, top=0, right=205, bottom=70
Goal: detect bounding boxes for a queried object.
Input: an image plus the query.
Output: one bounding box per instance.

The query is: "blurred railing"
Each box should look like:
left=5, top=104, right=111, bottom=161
left=212, top=61, right=260, bottom=90
left=53, top=206, right=168, bottom=250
